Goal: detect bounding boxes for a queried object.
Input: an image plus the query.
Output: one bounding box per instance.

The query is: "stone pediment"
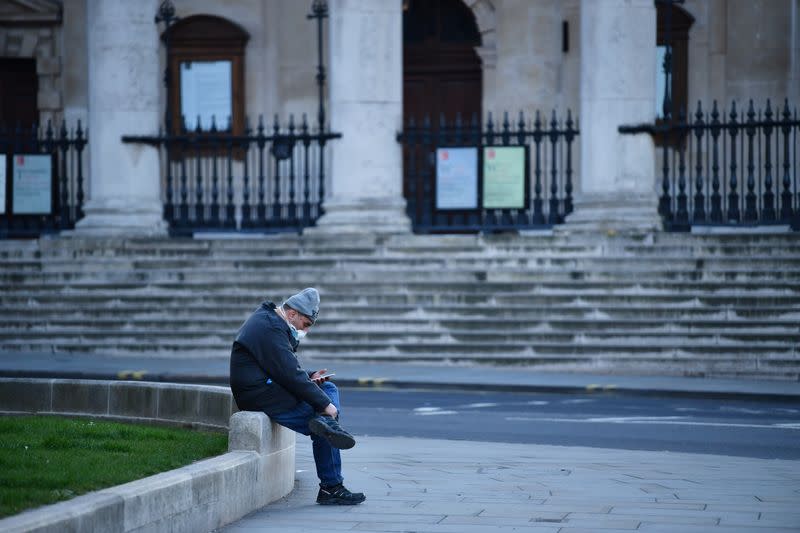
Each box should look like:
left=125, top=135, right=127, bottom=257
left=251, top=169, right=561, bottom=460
left=0, top=0, right=62, bottom=24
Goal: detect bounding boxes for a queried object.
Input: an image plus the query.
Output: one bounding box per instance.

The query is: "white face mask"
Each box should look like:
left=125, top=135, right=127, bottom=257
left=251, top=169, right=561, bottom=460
left=278, top=306, right=309, bottom=341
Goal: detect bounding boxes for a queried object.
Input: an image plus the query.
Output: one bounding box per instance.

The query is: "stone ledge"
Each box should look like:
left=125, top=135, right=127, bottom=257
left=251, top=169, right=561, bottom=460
left=0, top=378, right=236, bottom=430
left=0, top=379, right=295, bottom=533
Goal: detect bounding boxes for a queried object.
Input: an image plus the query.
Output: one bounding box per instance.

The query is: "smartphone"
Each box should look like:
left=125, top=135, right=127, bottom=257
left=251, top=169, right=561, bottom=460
left=314, top=373, right=335, bottom=380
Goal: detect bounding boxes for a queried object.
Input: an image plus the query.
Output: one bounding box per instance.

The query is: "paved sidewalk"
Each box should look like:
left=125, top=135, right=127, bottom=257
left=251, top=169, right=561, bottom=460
left=3, top=350, right=799, bottom=530
left=220, top=436, right=800, bottom=533
left=2, top=351, right=800, bottom=401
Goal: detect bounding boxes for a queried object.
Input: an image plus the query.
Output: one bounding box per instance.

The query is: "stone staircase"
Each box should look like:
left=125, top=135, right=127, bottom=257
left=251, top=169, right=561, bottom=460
left=0, top=232, right=798, bottom=380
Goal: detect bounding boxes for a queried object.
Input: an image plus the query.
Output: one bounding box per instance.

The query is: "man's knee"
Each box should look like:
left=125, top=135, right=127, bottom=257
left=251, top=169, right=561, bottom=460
left=321, top=381, right=338, bottom=394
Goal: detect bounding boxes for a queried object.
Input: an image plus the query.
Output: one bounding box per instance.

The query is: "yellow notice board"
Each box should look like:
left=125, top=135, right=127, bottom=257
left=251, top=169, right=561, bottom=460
left=482, top=146, right=526, bottom=209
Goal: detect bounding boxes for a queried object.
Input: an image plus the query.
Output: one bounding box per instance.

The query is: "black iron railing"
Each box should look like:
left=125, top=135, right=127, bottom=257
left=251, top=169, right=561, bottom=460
left=620, top=99, right=800, bottom=231
left=123, top=115, right=341, bottom=235
left=398, top=110, right=578, bottom=233
left=0, top=121, right=87, bottom=238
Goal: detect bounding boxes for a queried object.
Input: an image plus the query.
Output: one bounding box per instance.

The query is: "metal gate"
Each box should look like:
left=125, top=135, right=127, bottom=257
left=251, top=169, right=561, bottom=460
left=397, top=110, right=578, bottom=233
left=122, top=115, right=340, bottom=235
left=0, top=122, right=87, bottom=238
left=621, top=99, right=800, bottom=231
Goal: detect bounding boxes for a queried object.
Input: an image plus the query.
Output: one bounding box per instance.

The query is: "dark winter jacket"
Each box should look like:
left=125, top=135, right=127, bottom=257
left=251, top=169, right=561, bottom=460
left=229, top=301, right=331, bottom=415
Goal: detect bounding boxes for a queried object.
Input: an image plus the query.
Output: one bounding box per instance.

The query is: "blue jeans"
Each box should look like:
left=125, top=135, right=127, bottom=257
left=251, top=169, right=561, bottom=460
left=270, top=380, right=343, bottom=487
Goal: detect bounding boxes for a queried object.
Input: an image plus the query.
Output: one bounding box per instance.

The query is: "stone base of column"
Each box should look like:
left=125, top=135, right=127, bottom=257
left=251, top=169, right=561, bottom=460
left=557, top=192, right=662, bottom=236
left=70, top=197, right=167, bottom=237
left=305, top=197, right=412, bottom=235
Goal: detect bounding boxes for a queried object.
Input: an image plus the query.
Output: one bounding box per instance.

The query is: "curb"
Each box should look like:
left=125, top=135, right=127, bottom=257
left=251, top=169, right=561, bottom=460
left=340, top=377, right=800, bottom=402
left=2, top=369, right=799, bottom=403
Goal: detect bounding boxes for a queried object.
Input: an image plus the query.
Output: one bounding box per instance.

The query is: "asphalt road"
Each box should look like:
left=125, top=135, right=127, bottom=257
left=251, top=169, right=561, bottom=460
left=336, top=387, right=800, bottom=460
left=3, top=352, right=799, bottom=460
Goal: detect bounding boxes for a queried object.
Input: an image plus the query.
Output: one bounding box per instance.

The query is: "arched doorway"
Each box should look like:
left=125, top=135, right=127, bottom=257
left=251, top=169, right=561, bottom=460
left=402, top=0, right=483, bottom=224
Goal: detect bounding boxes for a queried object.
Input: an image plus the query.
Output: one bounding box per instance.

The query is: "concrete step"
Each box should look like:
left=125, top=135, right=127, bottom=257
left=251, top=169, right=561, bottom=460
left=1, top=278, right=799, bottom=293
left=616, top=245, right=800, bottom=257
left=2, top=303, right=798, bottom=322
left=1, top=232, right=798, bottom=380
left=2, top=326, right=797, bottom=345
left=1, top=313, right=797, bottom=332
left=3, top=234, right=799, bottom=258
left=4, top=253, right=800, bottom=268
left=3, top=262, right=797, bottom=285
left=1, top=344, right=797, bottom=381
left=3, top=291, right=800, bottom=309
left=7, top=244, right=799, bottom=262
left=0, top=336, right=795, bottom=356
left=3, top=270, right=800, bottom=286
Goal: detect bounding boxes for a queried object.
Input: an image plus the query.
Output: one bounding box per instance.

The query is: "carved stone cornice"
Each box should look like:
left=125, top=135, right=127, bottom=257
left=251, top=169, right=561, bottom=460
left=0, top=0, right=62, bottom=25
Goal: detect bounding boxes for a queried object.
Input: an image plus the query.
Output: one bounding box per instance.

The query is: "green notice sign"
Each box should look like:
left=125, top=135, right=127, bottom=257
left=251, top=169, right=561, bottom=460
left=482, top=146, right=525, bottom=209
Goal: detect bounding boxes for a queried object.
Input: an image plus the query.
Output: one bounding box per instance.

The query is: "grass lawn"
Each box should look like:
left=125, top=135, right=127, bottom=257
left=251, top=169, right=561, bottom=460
left=0, top=415, right=228, bottom=518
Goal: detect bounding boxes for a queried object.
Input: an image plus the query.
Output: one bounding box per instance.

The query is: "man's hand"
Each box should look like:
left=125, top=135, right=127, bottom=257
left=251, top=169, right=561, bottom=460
left=310, top=369, right=332, bottom=384
left=323, top=403, right=338, bottom=418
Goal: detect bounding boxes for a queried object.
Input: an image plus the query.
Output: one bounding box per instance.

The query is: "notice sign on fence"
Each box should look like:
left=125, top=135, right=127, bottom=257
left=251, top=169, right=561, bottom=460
left=436, top=147, right=478, bottom=209
left=12, top=154, right=53, bottom=215
left=0, top=154, right=6, bottom=214
left=180, top=60, right=232, bottom=130
left=483, top=146, right=526, bottom=209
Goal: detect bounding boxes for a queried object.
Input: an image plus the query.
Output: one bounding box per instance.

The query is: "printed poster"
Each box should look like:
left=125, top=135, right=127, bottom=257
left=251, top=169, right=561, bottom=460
left=180, top=60, right=232, bottom=130
left=12, top=154, right=53, bottom=215
left=436, top=147, right=478, bottom=210
left=483, top=146, right=525, bottom=209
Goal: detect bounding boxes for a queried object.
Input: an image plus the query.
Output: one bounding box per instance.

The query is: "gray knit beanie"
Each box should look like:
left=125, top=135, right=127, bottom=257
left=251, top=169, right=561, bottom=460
left=283, top=288, right=320, bottom=324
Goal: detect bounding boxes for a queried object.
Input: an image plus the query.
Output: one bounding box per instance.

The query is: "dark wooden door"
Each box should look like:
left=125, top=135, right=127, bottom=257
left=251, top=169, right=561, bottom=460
left=403, top=0, right=481, bottom=126
left=0, top=58, right=38, bottom=128
left=403, top=0, right=482, bottom=225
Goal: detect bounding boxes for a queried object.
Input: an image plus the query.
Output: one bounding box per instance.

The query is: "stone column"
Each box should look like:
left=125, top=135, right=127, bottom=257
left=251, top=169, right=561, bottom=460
left=790, top=0, right=800, bottom=101
left=562, top=0, right=661, bottom=235
left=307, top=0, right=411, bottom=235
left=74, top=0, right=166, bottom=236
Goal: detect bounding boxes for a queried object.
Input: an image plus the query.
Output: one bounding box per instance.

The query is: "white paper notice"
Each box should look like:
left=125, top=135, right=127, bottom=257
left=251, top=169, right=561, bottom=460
left=13, top=154, right=52, bottom=214
left=0, top=154, right=6, bottom=214
left=180, top=60, right=232, bottom=130
left=436, top=147, right=478, bottom=210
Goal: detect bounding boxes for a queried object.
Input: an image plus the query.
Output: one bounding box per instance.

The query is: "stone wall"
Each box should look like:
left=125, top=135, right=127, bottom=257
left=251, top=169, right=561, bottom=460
left=486, top=0, right=580, bottom=117
left=6, top=0, right=797, bottom=132
left=0, top=1, right=64, bottom=126
left=62, top=0, right=89, bottom=129
left=170, top=0, right=320, bottom=121
left=684, top=0, right=798, bottom=109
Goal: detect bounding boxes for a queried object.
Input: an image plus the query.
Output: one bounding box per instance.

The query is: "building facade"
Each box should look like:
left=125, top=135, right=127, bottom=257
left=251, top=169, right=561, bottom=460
left=1, top=0, right=798, bottom=236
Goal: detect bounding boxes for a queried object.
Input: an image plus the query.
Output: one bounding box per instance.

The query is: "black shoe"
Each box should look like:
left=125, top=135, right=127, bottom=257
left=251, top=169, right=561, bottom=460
left=308, top=415, right=356, bottom=450
left=317, top=484, right=366, bottom=505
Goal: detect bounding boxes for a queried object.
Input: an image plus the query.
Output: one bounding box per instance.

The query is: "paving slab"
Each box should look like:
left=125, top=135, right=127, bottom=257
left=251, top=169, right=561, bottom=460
left=216, top=436, right=800, bottom=533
